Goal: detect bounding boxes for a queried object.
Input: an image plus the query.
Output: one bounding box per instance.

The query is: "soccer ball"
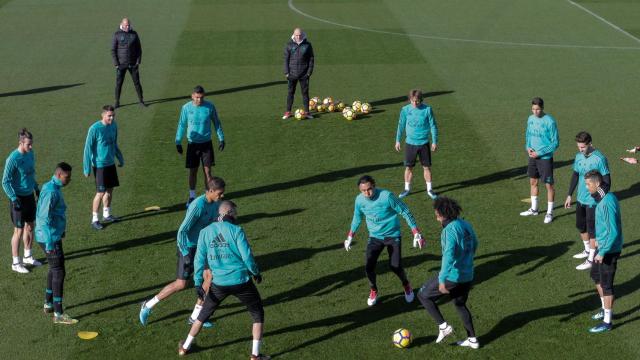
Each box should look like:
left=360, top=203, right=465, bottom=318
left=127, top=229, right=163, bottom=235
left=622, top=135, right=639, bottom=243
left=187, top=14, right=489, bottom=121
left=309, top=99, right=317, bottom=109
left=336, top=102, right=346, bottom=111
left=352, top=100, right=362, bottom=112
left=361, top=102, right=372, bottom=114
left=342, top=106, right=356, bottom=121
left=316, top=104, right=326, bottom=112
left=323, top=97, right=334, bottom=106
left=294, top=108, right=306, bottom=120
left=392, top=328, right=412, bottom=349
left=327, top=103, right=336, bottom=112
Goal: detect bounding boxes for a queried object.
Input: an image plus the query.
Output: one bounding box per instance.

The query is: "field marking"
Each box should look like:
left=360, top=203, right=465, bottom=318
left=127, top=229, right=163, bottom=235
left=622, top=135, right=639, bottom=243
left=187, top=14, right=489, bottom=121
left=567, top=0, right=640, bottom=45
left=288, top=0, right=640, bottom=50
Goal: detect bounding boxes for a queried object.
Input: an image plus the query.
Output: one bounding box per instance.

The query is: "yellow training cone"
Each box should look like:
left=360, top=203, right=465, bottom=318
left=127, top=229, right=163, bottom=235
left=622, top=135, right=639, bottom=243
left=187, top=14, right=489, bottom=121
left=78, top=331, right=99, bottom=340
left=144, top=206, right=161, bottom=211
left=521, top=198, right=532, bottom=203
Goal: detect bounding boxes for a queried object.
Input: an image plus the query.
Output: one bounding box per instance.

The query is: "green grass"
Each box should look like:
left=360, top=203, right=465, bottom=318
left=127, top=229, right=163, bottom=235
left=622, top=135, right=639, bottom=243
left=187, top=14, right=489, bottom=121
left=2, top=0, right=640, bottom=358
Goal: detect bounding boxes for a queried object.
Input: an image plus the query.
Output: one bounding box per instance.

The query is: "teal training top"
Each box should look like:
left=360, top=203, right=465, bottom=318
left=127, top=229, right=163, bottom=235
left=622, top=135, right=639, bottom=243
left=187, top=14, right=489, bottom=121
left=35, top=176, right=67, bottom=251
left=595, top=192, right=623, bottom=257
left=395, top=103, right=438, bottom=146
left=177, top=195, right=220, bottom=256
left=175, top=100, right=224, bottom=145
left=439, top=219, right=477, bottom=284
left=194, top=220, right=260, bottom=287
left=2, top=149, right=38, bottom=201
left=572, top=149, right=610, bottom=206
left=525, top=114, right=559, bottom=160
left=83, top=120, right=124, bottom=176
left=350, top=188, right=418, bottom=240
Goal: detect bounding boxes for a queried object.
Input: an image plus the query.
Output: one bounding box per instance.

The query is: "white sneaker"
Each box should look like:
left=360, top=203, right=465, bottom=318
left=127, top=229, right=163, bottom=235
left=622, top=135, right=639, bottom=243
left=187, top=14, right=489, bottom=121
left=573, top=250, right=589, bottom=259
left=12, top=263, right=29, bottom=273
left=367, top=289, right=378, bottom=306
left=576, top=260, right=592, bottom=270
left=398, top=190, right=410, bottom=199
left=456, top=338, right=479, bottom=349
left=436, top=325, right=453, bottom=343
left=23, top=256, right=42, bottom=266
left=519, top=208, right=539, bottom=216
left=544, top=213, right=553, bottom=224
left=403, top=285, right=414, bottom=303
left=427, top=190, right=438, bottom=200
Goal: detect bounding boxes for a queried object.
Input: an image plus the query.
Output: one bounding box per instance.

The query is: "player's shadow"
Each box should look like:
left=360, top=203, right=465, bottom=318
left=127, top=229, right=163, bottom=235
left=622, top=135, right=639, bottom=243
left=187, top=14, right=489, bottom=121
left=129, top=80, right=287, bottom=107
left=0, top=83, right=84, bottom=98
left=66, top=281, right=167, bottom=311
left=614, top=181, right=640, bottom=202
left=370, top=90, right=455, bottom=107
left=225, top=162, right=400, bottom=200
left=116, top=203, right=185, bottom=223
left=238, top=208, right=306, bottom=224
left=64, top=230, right=175, bottom=260
left=437, top=160, right=573, bottom=195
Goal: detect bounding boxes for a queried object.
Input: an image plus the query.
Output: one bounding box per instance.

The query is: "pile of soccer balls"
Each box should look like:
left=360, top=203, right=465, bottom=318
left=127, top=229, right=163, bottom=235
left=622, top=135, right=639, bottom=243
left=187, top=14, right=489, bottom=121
left=294, top=96, right=372, bottom=121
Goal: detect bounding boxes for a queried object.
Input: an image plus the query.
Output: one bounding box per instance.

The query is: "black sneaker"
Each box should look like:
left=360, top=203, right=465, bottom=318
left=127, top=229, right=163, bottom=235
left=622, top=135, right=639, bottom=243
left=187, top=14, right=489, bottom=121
left=92, top=221, right=104, bottom=230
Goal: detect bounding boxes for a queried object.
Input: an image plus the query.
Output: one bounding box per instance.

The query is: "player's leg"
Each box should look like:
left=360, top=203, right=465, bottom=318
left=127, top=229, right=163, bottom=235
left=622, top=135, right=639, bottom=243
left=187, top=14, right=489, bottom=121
left=235, top=280, right=268, bottom=359
left=188, top=268, right=214, bottom=328
left=200, top=141, right=214, bottom=190
left=586, top=206, right=597, bottom=264
left=365, top=239, right=385, bottom=305
left=185, top=143, right=199, bottom=206
left=114, top=66, right=126, bottom=107
left=9, top=199, right=29, bottom=272
left=399, top=145, right=418, bottom=198
left=179, top=284, right=227, bottom=355
left=37, top=242, right=54, bottom=313
left=92, top=166, right=106, bottom=229
left=416, top=277, right=453, bottom=343
left=49, top=242, right=76, bottom=324
left=385, top=238, right=413, bottom=302
left=129, top=65, right=145, bottom=105
left=451, top=282, right=478, bottom=348
left=575, top=203, right=591, bottom=268
left=541, top=159, right=555, bottom=223
left=300, top=77, right=311, bottom=119
left=283, top=78, right=297, bottom=119
left=20, top=194, right=40, bottom=265
left=101, top=165, right=120, bottom=222
left=521, top=158, right=540, bottom=216
left=418, top=144, right=436, bottom=199
left=590, top=253, right=619, bottom=333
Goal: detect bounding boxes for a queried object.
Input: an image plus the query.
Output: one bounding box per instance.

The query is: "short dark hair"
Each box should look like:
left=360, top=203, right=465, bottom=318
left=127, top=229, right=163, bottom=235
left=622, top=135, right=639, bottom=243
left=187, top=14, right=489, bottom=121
left=531, top=97, right=544, bottom=108
left=584, top=170, right=603, bottom=184
left=357, top=175, right=375, bottom=186
left=409, top=89, right=423, bottom=102
left=208, top=176, right=225, bottom=190
left=102, top=105, right=115, bottom=112
left=18, top=128, right=33, bottom=141
left=575, top=131, right=592, bottom=144
left=56, top=162, right=72, bottom=173
left=433, top=196, right=462, bottom=220
left=193, top=85, right=205, bottom=94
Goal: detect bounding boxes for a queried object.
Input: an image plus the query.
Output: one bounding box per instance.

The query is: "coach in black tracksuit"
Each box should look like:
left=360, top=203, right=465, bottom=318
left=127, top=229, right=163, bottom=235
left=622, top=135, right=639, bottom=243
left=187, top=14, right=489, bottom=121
left=111, top=18, right=145, bottom=108
left=283, top=28, right=314, bottom=119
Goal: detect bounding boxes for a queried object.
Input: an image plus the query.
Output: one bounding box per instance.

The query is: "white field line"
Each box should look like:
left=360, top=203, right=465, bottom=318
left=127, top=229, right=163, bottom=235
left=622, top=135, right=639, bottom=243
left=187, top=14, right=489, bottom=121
left=567, top=0, right=640, bottom=45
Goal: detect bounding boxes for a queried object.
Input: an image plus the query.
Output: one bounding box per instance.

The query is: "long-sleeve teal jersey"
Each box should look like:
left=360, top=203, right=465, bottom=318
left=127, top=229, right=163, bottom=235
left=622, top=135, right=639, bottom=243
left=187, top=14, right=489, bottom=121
left=439, top=219, right=477, bottom=284
left=83, top=120, right=124, bottom=176
left=595, top=192, right=623, bottom=256
left=177, top=195, right=220, bottom=255
left=194, top=221, right=260, bottom=287
left=395, top=103, right=438, bottom=146
left=175, top=100, right=224, bottom=145
left=525, top=114, right=559, bottom=160
left=2, top=149, right=38, bottom=201
left=350, top=188, right=418, bottom=240
left=35, top=176, right=66, bottom=251
left=572, top=150, right=610, bottom=206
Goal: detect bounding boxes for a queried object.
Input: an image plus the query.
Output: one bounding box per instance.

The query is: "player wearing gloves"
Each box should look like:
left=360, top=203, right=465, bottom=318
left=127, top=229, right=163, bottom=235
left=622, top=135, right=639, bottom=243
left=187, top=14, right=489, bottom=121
left=345, top=175, right=424, bottom=307
left=178, top=201, right=269, bottom=360
left=417, top=196, right=479, bottom=348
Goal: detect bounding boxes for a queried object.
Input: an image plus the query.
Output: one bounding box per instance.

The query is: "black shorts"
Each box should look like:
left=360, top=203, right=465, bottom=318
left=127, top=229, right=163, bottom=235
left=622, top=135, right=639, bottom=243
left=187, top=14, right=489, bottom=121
left=198, top=280, right=264, bottom=323
left=527, top=157, right=554, bottom=184
left=366, top=237, right=403, bottom=269
left=94, top=164, right=119, bottom=192
left=176, top=248, right=197, bottom=280
left=9, top=193, right=36, bottom=228
left=404, top=143, right=431, bottom=167
left=417, top=277, right=472, bottom=303
left=576, top=202, right=596, bottom=238
left=590, top=252, right=620, bottom=296
left=186, top=141, right=214, bottom=168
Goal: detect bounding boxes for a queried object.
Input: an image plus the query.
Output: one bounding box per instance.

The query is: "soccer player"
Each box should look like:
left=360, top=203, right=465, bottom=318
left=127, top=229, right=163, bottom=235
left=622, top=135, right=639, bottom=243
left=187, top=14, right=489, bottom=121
left=178, top=201, right=269, bottom=360
left=2, top=128, right=42, bottom=273
left=520, top=97, right=559, bottom=224
left=584, top=170, right=623, bottom=333
left=564, top=132, right=610, bottom=270
left=282, top=27, right=314, bottom=120
left=35, top=162, right=77, bottom=324
left=344, top=175, right=424, bottom=306
left=417, top=196, right=478, bottom=348
left=83, top=105, right=124, bottom=230
left=395, top=89, right=439, bottom=199
left=175, top=85, right=225, bottom=207
left=139, top=177, right=225, bottom=327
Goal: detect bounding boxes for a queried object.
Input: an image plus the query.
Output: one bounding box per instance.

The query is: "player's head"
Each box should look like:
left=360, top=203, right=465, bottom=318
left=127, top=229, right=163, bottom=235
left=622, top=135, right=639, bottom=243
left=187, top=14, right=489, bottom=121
left=218, top=200, right=238, bottom=222
left=55, top=162, right=73, bottom=186
left=192, top=85, right=205, bottom=106
left=120, top=18, right=131, bottom=32
left=102, top=105, right=115, bottom=125
left=292, top=28, right=304, bottom=42
left=584, top=170, right=603, bottom=194
left=357, top=175, right=376, bottom=198
left=433, top=196, right=462, bottom=224
left=409, top=89, right=423, bottom=108
left=531, top=97, right=544, bottom=117
left=206, top=176, right=225, bottom=201
left=18, top=128, right=33, bottom=153
left=575, top=131, right=592, bottom=154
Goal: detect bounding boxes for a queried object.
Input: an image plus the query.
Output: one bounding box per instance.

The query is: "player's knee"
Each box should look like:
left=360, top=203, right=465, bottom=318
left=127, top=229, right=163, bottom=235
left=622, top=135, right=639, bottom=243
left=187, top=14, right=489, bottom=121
left=175, top=280, right=187, bottom=290
left=250, top=306, right=265, bottom=323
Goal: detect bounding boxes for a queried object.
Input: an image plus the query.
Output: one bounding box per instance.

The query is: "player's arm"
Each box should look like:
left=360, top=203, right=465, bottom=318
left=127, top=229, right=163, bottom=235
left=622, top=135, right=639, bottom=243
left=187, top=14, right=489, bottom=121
left=114, top=123, right=124, bottom=166
left=389, top=194, right=424, bottom=247
left=345, top=200, right=362, bottom=250
left=111, top=33, right=119, bottom=66
left=210, top=105, right=225, bottom=148
left=2, top=157, right=17, bottom=201
left=37, top=190, right=57, bottom=251
left=82, top=127, right=96, bottom=176
left=193, top=232, right=208, bottom=287
left=438, top=229, right=455, bottom=285
left=537, top=120, right=559, bottom=157
left=177, top=205, right=201, bottom=256
left=600, top=158, right=612, bottom=192
left=283, top=44, right=290, bottom=76
left=135, top=33, right=142, bottom=65
left=565, top=171, right=579, bottom=208
left=524, top=122, right=532, bottom=153
left=428, top=107, right=438, bottom=147
left=597, top=203, right=618, bottom=258
left=236, top=228, right=260, bottom=276
left=395, top=109, right=407, bottom=149
left=175, top=106, right=188, bottom=146
left=306, top=44, right=314, bottom=77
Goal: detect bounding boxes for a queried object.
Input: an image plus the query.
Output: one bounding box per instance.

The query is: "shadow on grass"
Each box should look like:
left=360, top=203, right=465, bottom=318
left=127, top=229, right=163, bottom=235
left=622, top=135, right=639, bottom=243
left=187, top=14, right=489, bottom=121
left=65, top=230, right=176, bottom=260
left=225, top=162, right=401, bottom=200
left=370, top=90, right=455, bottom=107
left=238, top=208, right=305, bottom=224
left=117, top=203, right=185, bottom=223
left=0, top=83, right=84, bottom=98
left=67, top=281, right=167, bottom=310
